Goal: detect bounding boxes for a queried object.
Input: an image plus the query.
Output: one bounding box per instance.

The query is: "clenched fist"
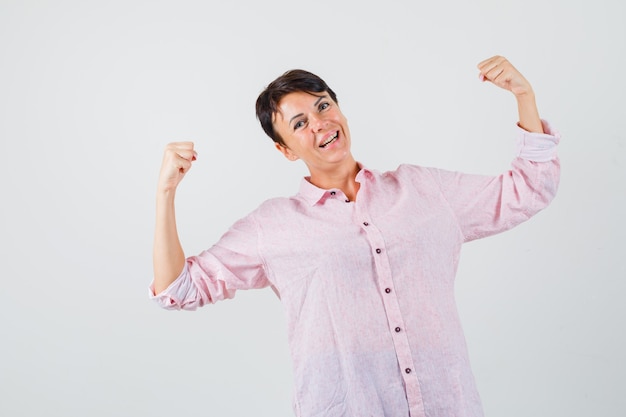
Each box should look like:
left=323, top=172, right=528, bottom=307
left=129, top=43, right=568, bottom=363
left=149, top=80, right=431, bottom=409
left=477, top=56, right=534, bottom=98
left=157, top=142, right=197, bottom=193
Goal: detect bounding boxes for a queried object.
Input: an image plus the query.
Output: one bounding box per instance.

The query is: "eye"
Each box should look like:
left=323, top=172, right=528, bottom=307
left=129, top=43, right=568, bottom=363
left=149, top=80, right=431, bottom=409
left=294, top=120, right=306, bottom=130
left=318, top=102, right=330, bottom=111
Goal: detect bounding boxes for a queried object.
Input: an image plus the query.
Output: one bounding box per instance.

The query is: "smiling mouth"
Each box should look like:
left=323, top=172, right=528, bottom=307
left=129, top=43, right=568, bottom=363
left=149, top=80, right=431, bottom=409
left=319, top=132, right=338, bottom=148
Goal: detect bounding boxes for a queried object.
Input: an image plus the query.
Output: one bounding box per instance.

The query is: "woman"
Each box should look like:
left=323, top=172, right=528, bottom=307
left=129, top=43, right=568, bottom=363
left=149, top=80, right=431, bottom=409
left=151, top=56, right=560, bottom=417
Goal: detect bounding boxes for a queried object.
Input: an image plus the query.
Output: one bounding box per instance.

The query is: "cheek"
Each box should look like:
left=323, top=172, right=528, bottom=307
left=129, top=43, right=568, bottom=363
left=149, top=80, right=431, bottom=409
left=283, top=132, right=310, bottom=153
left=333, top=110, right=347, bottom=125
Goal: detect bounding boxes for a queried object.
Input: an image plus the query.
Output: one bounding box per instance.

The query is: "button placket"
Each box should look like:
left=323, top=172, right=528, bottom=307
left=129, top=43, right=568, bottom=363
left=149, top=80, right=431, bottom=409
left=354, top=200, right=420, bottom=404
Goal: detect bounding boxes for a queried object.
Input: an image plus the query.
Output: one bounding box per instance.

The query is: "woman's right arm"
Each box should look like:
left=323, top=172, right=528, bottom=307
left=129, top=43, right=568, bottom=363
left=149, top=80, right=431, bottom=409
left=153, top=142, right=197, bottom=294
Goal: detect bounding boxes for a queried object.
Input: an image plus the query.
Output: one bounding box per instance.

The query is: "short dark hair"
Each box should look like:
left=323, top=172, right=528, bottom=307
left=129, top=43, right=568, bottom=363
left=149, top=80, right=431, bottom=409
left=255, top=69, right=338, bottom=145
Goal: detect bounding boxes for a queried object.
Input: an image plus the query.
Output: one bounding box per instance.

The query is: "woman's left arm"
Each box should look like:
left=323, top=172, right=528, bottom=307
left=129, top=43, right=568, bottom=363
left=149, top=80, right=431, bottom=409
left=477, top=56, right=543, bottom=133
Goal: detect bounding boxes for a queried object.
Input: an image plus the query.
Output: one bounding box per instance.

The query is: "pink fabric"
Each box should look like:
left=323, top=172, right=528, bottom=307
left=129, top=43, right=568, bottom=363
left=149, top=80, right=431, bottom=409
left=150, top=122, right=560, bottom=417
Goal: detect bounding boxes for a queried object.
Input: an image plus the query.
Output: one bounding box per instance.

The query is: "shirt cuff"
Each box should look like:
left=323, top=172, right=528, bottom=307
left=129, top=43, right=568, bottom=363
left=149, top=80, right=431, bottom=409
left=148, top=263, right=189, bottom=310
left=515, top=119, right=560, bottom=162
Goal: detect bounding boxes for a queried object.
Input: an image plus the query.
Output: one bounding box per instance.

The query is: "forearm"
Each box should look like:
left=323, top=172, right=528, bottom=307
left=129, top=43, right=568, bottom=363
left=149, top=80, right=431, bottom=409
left=516, top=91, right=544, bottom=134
left=153, top=189, right=186, bottom=294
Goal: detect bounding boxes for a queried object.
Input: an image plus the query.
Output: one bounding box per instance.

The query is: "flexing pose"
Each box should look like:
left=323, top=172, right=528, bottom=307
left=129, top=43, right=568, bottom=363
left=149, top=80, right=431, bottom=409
left=151, top=56, right=560, bottom=417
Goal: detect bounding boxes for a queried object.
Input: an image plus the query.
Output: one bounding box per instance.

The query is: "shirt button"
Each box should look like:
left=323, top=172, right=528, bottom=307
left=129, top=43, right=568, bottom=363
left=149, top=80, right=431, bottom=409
left=345, top=199, right=350, bottom=203
left=330, top=191, right=336, bottom=196
left=405, top=368, right=412, bottom=374
left=363, top=222, right=369, bottom=226
left=376, top=248, right=382, bottom=254
left=395, top=327, right=401, bottom=332
left=385, top=288, right=391, bottom=293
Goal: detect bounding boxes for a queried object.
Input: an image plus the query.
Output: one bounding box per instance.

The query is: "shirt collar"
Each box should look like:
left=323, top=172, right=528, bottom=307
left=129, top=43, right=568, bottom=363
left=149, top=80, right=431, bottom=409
left=297, top=163, right=376, bottom=206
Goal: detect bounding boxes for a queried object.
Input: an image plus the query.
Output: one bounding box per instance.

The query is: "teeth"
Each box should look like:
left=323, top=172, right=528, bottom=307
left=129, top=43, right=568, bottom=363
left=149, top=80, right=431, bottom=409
left=320, top=132, right=338, bottom=148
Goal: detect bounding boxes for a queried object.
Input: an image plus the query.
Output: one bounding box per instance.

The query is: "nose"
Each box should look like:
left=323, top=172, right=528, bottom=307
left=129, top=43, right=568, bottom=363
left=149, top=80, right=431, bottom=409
left=309, top=113, right=325, bottom=132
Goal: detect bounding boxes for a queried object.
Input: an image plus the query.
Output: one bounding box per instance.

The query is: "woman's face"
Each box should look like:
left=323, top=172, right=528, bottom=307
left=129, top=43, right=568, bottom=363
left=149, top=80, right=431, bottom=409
left=272, top=91, right=353, bottom=177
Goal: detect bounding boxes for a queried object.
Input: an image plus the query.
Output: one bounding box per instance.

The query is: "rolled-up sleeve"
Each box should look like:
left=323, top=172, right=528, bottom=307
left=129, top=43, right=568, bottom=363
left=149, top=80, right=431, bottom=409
left=514, top=119, right=560, bottom=162
left=149, top=213, right=270, bottom=310
left=432, top=120, right=561, bottom=242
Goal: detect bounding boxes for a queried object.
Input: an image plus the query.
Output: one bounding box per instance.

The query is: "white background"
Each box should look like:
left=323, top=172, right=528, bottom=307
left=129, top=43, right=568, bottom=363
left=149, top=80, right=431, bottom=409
left=1, top=0, right=624, bottom=416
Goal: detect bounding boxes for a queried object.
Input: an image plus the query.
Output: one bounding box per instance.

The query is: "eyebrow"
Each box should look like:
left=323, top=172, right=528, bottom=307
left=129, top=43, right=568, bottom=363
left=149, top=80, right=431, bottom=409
left=288, top=95, right=327, bottom=126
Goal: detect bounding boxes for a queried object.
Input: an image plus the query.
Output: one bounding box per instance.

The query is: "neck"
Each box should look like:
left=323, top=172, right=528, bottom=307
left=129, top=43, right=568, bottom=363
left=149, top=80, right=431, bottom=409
left=308, top=158, right=361, bottom=201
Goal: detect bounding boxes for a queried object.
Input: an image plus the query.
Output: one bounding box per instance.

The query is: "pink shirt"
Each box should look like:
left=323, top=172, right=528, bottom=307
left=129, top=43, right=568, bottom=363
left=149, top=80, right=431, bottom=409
left=151, top=122, right=560, bottom=417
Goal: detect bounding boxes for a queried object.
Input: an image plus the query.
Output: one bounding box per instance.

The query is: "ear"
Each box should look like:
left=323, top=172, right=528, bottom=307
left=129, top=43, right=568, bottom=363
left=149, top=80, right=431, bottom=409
left=275, top=142, right=299, bottom=161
